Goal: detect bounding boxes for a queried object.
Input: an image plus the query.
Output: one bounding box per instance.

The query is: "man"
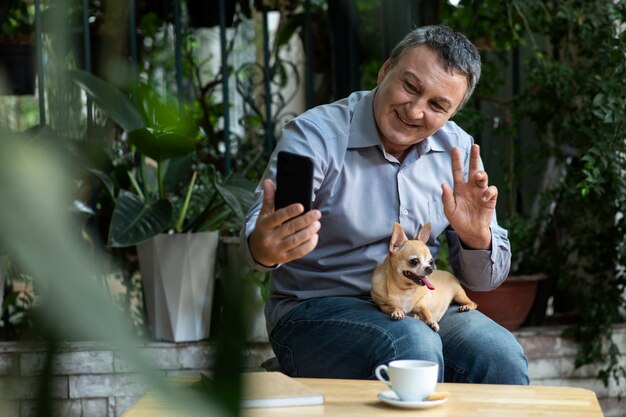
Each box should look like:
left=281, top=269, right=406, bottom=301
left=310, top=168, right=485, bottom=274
left=240, top=25, right=529, bottom=384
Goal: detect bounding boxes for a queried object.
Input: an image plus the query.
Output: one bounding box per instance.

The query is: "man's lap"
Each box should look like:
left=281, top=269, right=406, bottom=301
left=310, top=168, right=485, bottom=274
left=269, top=296, right=529, bottom=384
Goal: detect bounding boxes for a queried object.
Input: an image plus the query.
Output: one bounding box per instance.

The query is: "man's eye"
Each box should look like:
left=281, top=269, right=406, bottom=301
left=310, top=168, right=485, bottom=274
left=431, top=102, right=446, bottom=113
left=404, top=81, right=417, bottom=93
left=409, top=258, right=419, bottom=266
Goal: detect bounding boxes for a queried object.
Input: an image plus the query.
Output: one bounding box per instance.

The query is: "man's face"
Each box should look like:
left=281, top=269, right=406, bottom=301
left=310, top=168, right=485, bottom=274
left=373, top=45, right=468, bottom=158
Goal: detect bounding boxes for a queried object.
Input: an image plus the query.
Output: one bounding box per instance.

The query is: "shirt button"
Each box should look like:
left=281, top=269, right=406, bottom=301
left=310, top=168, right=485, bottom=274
left=403, top=209, right=409, bottom=216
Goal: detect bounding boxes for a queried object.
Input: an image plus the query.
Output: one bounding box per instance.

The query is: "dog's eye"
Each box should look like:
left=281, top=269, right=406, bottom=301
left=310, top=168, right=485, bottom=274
left=409, top=258, right=419, bottom=266
left=429, top=259, right=435, bottom=267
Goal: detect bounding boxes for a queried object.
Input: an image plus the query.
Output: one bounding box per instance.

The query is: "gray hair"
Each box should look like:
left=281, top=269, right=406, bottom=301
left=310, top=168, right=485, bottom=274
left=387, top=25, right=481, bottom=111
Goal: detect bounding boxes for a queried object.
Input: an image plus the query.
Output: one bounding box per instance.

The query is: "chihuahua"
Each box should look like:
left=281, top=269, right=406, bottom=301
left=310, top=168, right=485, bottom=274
left=371, top=222, right=477, bottom=332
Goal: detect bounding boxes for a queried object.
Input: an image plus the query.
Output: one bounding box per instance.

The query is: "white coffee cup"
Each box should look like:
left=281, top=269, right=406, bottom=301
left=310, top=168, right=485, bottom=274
left=375, top=359, right=438, bottom=402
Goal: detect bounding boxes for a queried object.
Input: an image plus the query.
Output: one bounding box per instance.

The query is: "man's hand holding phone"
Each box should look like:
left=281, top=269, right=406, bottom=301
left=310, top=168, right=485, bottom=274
left=248, top=152, right=321, bottom=267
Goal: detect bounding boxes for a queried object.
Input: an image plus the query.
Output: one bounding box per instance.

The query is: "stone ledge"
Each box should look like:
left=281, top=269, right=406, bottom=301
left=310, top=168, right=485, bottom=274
left=0, top=325, right=624, bottom=417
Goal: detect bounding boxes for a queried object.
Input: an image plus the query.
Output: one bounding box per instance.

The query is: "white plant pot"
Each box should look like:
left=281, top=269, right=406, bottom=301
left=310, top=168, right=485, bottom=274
left=137, top=232, right=219, bottom=342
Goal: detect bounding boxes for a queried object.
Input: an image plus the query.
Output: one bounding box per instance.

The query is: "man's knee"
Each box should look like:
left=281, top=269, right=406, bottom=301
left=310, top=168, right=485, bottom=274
left=481, top=335, right=529, bottom=384
left=370, top=318, right=444, bottom=379
left=440, top=309, right=530, bottom=384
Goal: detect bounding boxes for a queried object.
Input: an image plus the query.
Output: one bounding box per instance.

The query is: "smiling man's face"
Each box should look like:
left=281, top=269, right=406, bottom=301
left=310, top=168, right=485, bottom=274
left=373, top=45, right=468, bottom=160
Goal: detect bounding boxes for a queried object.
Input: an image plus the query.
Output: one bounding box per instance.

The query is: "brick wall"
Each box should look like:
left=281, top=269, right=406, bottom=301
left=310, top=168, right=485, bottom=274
left=0, top=325, right=624, bottom=417
left=0, top=341, right=273, bottom=417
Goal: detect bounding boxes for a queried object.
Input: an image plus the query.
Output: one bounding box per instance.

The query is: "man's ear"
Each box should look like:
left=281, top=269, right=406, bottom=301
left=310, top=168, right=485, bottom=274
left=390, top=222, right=408, bottom=253
left=377, top=59, right=391, bottom=84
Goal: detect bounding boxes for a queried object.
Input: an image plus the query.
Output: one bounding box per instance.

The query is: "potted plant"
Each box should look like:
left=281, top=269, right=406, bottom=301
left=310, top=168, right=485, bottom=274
left=0, top=0, right=35, bottom=95
left=462, top=214, right=548, bottom=331
left=70, top=69, right=255, bottom=342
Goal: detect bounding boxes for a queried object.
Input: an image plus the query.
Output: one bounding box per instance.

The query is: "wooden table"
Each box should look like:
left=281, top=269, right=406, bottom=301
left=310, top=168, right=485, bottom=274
left=123, top=375, right=604, bottom=417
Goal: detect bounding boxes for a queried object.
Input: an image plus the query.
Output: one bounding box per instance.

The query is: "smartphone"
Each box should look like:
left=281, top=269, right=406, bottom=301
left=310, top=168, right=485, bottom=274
left=275, top=151, right=314, bottom=212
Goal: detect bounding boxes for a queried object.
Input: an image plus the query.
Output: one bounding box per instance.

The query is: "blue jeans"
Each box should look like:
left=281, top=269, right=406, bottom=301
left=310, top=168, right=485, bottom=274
left=269, top=296, right=529, bottom=384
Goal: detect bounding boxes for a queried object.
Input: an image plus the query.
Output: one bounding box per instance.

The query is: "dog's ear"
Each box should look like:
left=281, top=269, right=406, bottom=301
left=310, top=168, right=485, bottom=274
left=417, top=222, right=432, bottom=243
left=390, top=223, right=408, bottom=253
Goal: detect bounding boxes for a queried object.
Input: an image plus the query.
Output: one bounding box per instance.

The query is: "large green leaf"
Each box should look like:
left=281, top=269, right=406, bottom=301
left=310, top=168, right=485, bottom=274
left=215, top=174, right=256, bottom=221
left=107, top=190, right=172, bottom=248
left=128, top=127, right=196, bottom=163
left=87, top=167, right=115, bottom=200
left=68, top=69, right=145, bottom=132
left=163, top=155, right=194, bottom=194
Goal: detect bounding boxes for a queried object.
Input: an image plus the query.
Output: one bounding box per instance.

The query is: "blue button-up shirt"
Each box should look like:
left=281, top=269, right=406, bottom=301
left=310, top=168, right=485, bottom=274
left=241, top=89, right=511, bottom=333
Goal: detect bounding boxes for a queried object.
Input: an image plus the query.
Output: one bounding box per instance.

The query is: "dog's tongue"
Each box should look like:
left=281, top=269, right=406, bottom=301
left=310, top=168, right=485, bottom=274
left=421, top=276, right=436, bottom=290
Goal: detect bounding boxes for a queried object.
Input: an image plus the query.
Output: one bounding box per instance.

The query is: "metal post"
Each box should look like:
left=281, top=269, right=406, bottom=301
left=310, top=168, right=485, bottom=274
left=304, top=0, right=314, bottom=109
left=34, top=0, right=46, bottom=125
left=174, top=0, right=184, bottom=115
left=82, top=0, right=93, bottom=130
left=262, top=9, right=274, bottom=155
left=219, top=0, right=232, bottom=174
left=129, top=0, right=138, bottom=70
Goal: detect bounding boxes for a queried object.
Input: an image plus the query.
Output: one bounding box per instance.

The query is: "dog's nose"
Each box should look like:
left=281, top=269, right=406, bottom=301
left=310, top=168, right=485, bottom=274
left=424, top=266, right=433, bottom=275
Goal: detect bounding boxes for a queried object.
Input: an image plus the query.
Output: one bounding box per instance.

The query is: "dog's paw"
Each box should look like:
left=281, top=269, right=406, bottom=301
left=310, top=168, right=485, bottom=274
left=458, top=302, right=478, bottom=312
left=391, top=309, right=405, bottom=320
left=426, top=321, right=440, bottom=332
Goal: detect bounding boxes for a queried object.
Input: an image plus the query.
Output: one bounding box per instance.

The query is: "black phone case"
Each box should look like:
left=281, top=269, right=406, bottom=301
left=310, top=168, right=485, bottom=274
left=275, top=151, right=314, bottom=211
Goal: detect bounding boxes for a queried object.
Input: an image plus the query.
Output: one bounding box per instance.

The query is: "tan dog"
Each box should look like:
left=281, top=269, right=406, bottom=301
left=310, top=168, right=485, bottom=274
left=371, top=222, right=477, bottom=332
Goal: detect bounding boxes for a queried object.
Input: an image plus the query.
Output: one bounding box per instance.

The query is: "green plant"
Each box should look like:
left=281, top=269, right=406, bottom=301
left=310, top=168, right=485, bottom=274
left=0, top=263, right=36, bottom=341
left=0, top=0, right=34, bottom=44
left=518, top=0, right=626, bottom=386
left=69, top=69, right=255, bottom=248
left=441, top=0, right=626, bottom=387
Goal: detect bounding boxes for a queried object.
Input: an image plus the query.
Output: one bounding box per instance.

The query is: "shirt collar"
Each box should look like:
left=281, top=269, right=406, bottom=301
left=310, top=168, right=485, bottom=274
left=348, top=89, right=380, bottom=148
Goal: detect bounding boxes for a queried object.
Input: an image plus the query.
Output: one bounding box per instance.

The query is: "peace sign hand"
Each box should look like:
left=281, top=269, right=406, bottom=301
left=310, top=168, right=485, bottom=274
left=441, top=145, right=497, bottom=250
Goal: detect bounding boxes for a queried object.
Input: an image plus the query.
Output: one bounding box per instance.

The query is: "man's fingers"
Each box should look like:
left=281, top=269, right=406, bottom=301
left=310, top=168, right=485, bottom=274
left=473, top=171, right=488, bottom=189
left=271, top=219, right=321, bottom=264
left=483, top=185, right=498, bottom=205
left=277, top=209, right=321, bottom=239
left=259, top=179, right=276, bottom=217
left=284, top=233, right=319, bottom=262
left=450, top=147, right=465, bottom=185
left=441, top=183, right=455, bottom=217
left=283, top=219, right=321, bottom=251
left=468, top=144, right=481, bottom=178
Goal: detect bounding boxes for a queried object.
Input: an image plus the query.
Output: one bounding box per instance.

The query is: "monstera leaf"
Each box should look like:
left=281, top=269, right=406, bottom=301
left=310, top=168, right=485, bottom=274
left=69, top=69, right=145, bottom=132
left=215, top=174, right=256, bottom=221
left=107, top=191, right=172, bottom=248
left=128, top=127, right=195, bottom=163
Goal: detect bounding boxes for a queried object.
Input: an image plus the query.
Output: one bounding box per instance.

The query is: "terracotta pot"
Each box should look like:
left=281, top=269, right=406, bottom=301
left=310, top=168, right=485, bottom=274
left=464, top=273, right=548, bottom=331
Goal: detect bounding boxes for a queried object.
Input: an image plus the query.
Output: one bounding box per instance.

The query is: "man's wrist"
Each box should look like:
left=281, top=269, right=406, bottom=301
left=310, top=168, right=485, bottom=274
left=459, top=231, right=492, bottom=250
left=248, top=236, right=278, bottom=268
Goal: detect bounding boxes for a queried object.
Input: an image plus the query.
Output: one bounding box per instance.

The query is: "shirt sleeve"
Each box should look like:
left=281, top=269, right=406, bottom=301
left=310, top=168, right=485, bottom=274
left=446, top=219, right=511, bottom=290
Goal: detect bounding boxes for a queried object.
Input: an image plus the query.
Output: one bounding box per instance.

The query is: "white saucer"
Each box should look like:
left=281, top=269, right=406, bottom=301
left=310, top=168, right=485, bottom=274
left=377, top=391, right=448, bottom=409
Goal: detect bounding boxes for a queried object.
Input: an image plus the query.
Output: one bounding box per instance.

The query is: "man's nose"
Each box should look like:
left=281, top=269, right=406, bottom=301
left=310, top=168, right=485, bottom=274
left=406, top=99, right=425, bottom=120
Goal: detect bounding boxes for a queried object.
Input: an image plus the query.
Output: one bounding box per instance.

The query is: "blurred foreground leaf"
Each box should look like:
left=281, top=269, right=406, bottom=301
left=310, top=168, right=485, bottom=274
left=0, top=130, right=240, bottom=416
